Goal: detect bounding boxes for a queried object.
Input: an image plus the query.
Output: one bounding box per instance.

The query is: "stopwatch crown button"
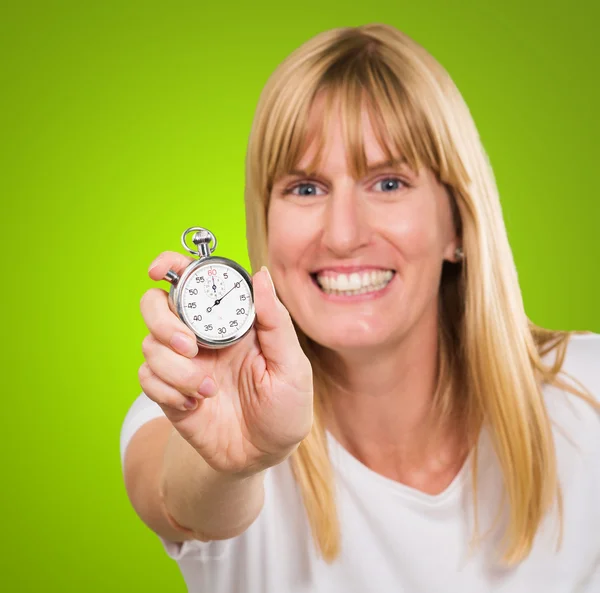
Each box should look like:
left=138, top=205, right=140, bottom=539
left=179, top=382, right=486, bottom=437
left=192, top=230, right=212, bottom=243
left=164, top=269, right=180, bottom=285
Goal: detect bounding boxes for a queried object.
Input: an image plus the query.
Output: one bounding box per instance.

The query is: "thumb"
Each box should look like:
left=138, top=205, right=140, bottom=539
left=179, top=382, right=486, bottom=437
left=253, top=266, right=302, bottom=372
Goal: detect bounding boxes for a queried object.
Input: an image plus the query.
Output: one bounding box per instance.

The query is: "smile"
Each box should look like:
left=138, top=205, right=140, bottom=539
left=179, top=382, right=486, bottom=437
left=311, top=269, right=395, bottom=296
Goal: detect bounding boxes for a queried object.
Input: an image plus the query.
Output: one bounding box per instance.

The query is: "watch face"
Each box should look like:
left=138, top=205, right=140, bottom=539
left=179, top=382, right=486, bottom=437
left=180, top=261, right=254, bottom=345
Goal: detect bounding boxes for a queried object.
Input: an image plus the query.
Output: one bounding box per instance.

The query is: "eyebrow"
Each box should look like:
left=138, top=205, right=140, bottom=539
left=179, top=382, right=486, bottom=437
left=285, top=157, right=411, bottom=179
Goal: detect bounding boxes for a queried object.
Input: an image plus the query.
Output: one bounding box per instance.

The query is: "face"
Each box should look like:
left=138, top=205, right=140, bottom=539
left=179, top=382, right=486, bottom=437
left=266, top=96, right=460, bottom=355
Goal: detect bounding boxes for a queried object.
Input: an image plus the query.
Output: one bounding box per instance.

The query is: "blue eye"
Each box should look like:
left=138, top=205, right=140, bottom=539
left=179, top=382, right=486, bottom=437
left=289, top=183, right=325, bottom=197
left=374, top=177, right=405, bottom=192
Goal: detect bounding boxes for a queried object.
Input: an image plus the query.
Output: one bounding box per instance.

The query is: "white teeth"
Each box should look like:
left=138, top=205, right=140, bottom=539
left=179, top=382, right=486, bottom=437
left=316, top=270, right=394, bottom=295
left=337, top=275, right=349, bottom=290
left=349, top=273, right=361, bottom=290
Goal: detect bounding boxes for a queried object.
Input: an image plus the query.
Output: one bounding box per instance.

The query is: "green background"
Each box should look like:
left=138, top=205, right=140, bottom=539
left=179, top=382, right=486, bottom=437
left=1, top=0, right=598, bottom=591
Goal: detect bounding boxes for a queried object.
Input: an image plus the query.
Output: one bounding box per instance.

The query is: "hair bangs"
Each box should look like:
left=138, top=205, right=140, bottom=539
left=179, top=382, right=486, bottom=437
left=265, top=47, right=456, bottom=194
left=264, top=85, right=323, bottom=199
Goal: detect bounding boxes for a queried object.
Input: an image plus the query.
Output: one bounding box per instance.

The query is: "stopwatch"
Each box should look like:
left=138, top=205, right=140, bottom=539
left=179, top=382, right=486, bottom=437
left=164, top=227, right=256, bottom=349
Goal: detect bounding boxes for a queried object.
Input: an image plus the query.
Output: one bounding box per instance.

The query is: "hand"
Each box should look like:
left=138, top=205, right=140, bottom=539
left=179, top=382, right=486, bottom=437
left=139, top=251, right=314, bottom=476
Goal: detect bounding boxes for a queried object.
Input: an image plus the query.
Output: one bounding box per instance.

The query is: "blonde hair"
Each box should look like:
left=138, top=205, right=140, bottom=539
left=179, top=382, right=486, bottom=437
left=242, top=23, right=597, bottom=565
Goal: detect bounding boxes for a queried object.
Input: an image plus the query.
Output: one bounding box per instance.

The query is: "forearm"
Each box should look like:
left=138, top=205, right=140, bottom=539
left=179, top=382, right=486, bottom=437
left=159, top=427, right=265, bottom=541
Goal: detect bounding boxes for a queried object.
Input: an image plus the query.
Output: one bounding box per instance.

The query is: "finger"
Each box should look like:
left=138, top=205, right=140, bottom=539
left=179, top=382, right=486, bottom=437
left=253, top=266, right=306, bottom=373
left=144, top=250, right=199, bottom=357
left=147, top=250, right=196, bottom=281
left=140, top=287, right=198, bottom=358
left=138, top=361, right=200, bottom=413
left=141, top=333, right=219, bottom=398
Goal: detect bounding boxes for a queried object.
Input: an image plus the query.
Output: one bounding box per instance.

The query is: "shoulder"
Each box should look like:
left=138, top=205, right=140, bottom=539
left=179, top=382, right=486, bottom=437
left=543, top=331, right=600, bottom=400
left=541, top=332, right=600, bottom=455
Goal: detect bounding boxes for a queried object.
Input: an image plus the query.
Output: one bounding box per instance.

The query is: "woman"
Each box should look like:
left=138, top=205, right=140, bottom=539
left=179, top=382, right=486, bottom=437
left=120, top=23, right=600, bottom=592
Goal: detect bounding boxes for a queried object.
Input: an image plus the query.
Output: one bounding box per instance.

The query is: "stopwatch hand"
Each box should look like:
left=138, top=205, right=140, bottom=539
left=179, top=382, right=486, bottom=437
left=214, top=283, right=238, bottom=306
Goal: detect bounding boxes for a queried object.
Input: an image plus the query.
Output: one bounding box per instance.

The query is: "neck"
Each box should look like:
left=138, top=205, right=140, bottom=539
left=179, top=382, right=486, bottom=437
left=316, top=307, right=466, bottom=489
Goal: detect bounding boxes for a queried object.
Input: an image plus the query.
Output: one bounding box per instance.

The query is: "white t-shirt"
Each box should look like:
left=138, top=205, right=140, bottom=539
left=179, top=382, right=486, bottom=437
left=119, top=333, right=600, bottom=592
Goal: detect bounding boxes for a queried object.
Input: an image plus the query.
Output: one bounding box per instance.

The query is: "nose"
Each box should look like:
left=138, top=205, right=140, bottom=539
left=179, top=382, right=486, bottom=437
left=321, top=183, right=370, bottom=256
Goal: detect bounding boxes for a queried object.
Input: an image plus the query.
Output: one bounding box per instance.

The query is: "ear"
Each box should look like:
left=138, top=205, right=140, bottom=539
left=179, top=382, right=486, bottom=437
left=440, top=182, right=463, bottom=263
left=443, top=239, right=462, bottom=263
left=442, top=218, right=461, bottom=263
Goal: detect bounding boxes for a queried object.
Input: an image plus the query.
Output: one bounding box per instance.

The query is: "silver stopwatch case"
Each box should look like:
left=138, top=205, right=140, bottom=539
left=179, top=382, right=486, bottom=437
left=165, top=227, right=256, bottom=349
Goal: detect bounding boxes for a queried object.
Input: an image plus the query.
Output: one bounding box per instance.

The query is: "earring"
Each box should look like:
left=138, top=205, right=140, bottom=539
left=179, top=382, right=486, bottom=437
left=454, top=246, right=464, bottom=262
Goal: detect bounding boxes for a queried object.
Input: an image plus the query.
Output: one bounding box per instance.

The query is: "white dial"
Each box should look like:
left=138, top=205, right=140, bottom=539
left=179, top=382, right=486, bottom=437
left=181, top=262, right=254, bottom=343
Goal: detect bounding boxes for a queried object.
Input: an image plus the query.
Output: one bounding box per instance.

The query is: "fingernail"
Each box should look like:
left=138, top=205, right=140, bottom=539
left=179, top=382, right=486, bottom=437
left=148, top=261, right=159, bottom=274
left=260, top=266, right=276, bottom=297
left=198, top=376, right=218, bottom=397
left=171, top=332, right=197, bottom=356
left=183, top=396, right=197, bottom=410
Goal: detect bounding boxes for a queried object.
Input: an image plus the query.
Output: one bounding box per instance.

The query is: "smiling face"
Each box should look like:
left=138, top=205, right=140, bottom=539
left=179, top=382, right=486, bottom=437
left=266, top=95, right=460, bottom=354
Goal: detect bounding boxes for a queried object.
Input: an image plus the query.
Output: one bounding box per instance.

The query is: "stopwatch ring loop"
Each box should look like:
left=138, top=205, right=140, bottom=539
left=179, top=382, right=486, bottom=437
left=181, top=227, right=217, bottom=257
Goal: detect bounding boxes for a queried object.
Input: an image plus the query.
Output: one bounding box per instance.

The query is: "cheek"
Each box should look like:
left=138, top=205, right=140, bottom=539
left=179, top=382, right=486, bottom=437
left=266, top=201, right=314, bottom=274
left=383, top=201, right=444, bottom=258
left=266, top=202, right=319, bottom=318
left=267, top=202, right=287, bottom=260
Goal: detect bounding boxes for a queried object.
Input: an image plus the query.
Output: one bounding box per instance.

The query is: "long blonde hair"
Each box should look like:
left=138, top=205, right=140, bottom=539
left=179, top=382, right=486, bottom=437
left=243, top=23, right=596, bottom=565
